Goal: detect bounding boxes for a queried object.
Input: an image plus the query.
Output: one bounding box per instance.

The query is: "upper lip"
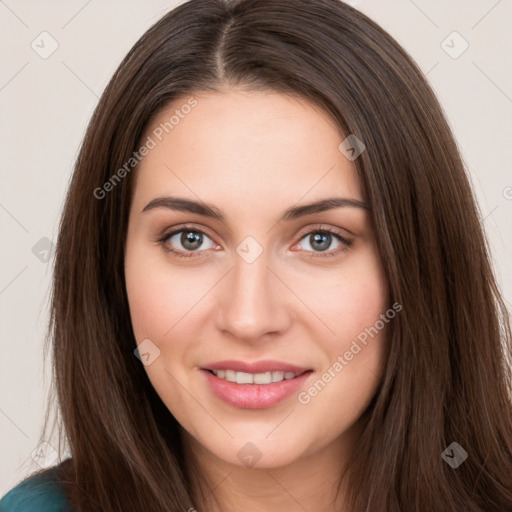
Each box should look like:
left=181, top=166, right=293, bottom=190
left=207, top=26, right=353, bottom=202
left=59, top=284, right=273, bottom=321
left=202, top=360, right=311, bottom=374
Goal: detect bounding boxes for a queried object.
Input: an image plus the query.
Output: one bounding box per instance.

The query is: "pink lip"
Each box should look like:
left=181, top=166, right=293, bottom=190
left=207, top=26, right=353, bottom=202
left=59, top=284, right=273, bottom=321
left=201, top=367, right=313, bottom=410
left=203, top=359, right=310, bottom=374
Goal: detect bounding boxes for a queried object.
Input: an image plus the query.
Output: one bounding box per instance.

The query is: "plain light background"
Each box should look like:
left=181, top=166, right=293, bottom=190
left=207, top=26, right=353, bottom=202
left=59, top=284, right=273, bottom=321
left=1, top=0, right=511, bottom=496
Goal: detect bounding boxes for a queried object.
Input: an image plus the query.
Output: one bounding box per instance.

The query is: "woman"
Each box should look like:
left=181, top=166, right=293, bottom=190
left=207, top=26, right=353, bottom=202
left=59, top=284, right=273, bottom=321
left=1, top=0, right=511, bottom=510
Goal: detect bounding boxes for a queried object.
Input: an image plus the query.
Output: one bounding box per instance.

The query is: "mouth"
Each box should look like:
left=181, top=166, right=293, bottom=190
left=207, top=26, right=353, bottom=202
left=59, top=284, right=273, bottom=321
left=200, top=360, right=313, bottom=409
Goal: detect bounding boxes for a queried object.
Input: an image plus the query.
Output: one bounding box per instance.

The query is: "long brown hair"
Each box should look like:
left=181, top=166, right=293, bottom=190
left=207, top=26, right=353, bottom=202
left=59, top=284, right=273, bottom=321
left=41, top=0, right=512, bottom=510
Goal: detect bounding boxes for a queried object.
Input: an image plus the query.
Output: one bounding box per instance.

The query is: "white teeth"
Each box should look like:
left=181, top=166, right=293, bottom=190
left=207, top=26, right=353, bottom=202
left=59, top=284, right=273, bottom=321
left=253, top=372, right=272, bottom=384
left=225, top=369, right=237, bottom=382
left=211, top=369, right=300, bottom=384
left=236, top=371, right=254, bottom=384
left=272, top=371, right=284, bottom=382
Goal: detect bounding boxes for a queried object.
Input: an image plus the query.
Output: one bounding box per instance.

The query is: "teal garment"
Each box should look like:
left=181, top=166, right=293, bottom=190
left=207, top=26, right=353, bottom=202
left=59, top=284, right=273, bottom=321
left=0, top=468, right=71, bottom=512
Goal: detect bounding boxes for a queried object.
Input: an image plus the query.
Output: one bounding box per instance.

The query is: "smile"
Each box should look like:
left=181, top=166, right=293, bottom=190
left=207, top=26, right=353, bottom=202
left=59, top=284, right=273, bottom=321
left=201, top=363, right=313, bottom=409
left=208, top=369, right=301, bottom=384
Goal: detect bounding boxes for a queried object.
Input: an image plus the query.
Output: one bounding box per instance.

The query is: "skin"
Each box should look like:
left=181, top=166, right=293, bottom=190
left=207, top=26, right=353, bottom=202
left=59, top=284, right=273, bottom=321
left=124, top=88, right=390, bottom=512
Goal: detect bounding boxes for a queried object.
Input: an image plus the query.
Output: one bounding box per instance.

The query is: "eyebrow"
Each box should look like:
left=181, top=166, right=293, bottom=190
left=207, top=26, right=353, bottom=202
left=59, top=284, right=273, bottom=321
left=141, top=196, right=370, bottom=221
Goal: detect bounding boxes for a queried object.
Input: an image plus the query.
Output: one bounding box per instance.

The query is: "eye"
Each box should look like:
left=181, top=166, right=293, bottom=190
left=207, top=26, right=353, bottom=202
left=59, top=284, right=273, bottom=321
left=293, top=226, right=352, bottom=257
left=158, top=226, right=218, bottom=258
left=157, top=224, right=352, bottom=259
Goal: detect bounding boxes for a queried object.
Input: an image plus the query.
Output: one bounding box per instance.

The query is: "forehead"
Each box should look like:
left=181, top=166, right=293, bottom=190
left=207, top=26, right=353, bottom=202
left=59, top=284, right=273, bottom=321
left=133, top=89, right=363, bottom=211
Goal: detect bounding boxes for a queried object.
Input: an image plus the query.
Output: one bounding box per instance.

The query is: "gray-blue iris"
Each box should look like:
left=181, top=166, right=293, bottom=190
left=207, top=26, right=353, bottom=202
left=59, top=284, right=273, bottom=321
left=310, top=232, right=331, bottom=251
left=182, top=231, right=203, bottom=250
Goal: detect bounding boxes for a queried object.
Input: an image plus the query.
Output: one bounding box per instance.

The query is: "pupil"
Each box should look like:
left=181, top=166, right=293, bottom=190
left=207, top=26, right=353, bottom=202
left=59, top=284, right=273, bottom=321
left=181, top=231, right=202, bottom=250
left=311, top=232, right=330, bottom=251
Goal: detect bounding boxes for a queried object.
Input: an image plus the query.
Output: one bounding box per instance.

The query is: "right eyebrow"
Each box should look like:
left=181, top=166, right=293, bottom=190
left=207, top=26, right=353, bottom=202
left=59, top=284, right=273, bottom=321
left=141, top=196, right=224, bottom=220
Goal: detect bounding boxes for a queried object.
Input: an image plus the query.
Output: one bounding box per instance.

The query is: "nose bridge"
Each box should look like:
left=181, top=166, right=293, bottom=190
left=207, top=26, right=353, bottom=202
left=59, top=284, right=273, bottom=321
left=217, top=248, right=286, bottom=341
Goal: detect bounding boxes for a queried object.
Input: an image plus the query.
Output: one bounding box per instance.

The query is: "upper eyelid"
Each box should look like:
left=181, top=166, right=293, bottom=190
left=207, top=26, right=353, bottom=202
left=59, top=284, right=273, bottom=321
left=160, top=224, right=218, bottom=243
left=296, top=224, right=350, bottom=240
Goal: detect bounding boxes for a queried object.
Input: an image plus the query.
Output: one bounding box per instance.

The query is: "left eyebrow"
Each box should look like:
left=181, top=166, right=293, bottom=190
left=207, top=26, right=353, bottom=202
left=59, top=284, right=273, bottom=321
left=141, top=196, right=370, bottom=221
left=281, top=197, right=370, bottom=221
left=141, top=196, right=224, bottom=220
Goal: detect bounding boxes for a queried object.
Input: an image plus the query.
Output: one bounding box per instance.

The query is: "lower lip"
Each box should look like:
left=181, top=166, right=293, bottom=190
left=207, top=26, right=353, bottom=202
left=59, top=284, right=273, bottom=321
left=202, top=369, right=312, bottom=409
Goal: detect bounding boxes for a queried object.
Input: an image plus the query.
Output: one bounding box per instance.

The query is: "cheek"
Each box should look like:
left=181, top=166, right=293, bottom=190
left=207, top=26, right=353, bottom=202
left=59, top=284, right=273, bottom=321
left=125, top=242, right=207, bottom=342
left=293, top=244, right=390, bottom=405
left=125, top=268, right=172, bottom=342
left=295, top=246, right=389, bottom=346
left=124, top=247, right=199, bottom=409
left=294, top=252, right=390, bottom=435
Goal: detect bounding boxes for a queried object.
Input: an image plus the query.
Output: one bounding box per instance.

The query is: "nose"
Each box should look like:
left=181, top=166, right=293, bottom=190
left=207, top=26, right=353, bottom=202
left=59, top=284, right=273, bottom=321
left=215, top=250, right=291, bottom=344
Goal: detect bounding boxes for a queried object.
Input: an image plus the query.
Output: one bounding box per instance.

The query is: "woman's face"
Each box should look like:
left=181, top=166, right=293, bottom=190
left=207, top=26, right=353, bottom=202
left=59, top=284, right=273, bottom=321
left=125, top=88, right=390, bottom=469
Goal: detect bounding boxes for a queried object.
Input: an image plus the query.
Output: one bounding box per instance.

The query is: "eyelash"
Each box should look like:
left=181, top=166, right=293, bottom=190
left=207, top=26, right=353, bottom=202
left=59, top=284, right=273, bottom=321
left=156, top=224, right=353, bottom=259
